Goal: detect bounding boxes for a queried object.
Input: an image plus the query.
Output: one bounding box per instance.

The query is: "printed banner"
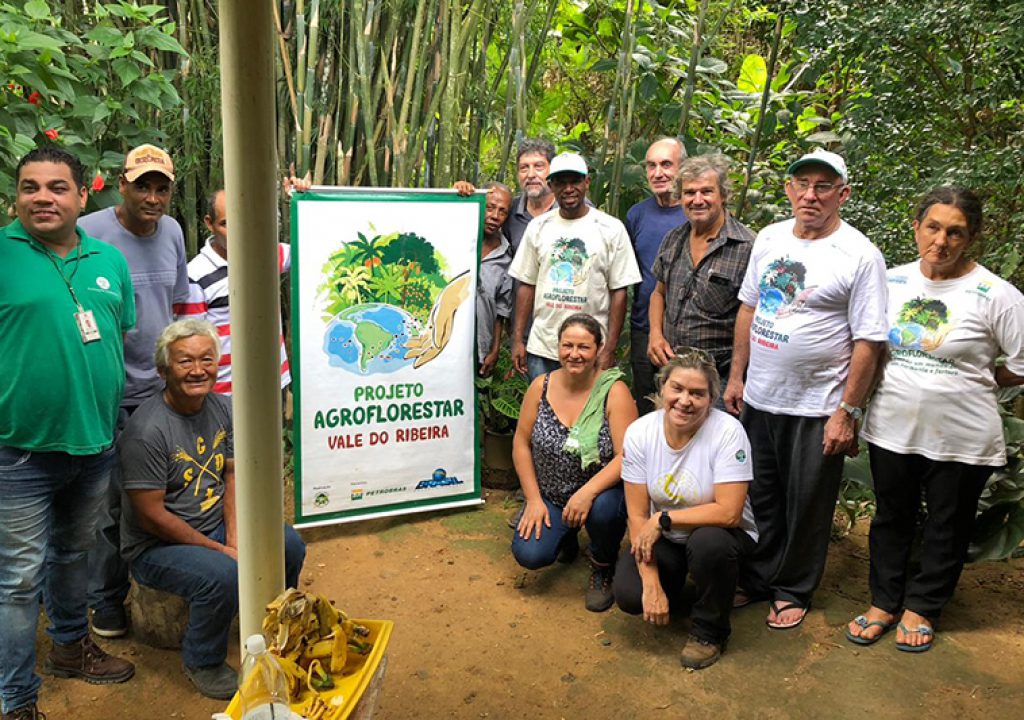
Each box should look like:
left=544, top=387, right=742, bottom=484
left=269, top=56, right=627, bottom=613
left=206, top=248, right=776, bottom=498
left=291, top=189, right=484, bottom=526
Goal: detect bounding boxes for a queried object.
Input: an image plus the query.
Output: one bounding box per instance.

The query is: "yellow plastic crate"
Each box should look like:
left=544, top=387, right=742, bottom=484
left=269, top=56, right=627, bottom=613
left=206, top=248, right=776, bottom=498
left=224, top=619, right=393, bottom=720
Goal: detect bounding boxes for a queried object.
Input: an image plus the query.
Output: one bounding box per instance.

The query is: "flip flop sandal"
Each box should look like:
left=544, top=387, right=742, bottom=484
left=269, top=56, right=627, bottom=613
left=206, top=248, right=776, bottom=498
left=845, top=615, right=895, bottom=646
left=766, top=600, right=809, bottom=630
left=895, top=622, right=934, bottom=653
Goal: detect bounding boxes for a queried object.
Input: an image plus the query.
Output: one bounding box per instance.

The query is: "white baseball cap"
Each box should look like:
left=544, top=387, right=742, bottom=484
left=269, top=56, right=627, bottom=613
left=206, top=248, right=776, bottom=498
left=547, top=152, right=588, bottom=179
left=787, top=149, right=848, bottom=184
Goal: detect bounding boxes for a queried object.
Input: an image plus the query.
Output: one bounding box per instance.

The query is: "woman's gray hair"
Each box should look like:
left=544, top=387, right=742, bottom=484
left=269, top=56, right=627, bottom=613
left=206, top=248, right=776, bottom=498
left=675, top=154, right=732, bottom=203
left=154, top=318, right=221, bottom=372
left=652, top=347, right=721, bottom=407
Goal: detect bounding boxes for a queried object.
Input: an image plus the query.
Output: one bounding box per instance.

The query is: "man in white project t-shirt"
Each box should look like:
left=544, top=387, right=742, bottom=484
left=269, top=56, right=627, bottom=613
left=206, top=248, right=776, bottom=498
left=508, top=152, right=641, bottom=381
left=722, top=150, right=888, bottom=630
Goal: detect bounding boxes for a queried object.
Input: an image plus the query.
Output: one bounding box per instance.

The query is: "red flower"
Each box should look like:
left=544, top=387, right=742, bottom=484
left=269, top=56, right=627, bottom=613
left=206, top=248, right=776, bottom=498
left=27, top=91, right=41, bottom=105
left=44, top=128, right=58, bottom=140
left=91, top=172, right=105, bottom=192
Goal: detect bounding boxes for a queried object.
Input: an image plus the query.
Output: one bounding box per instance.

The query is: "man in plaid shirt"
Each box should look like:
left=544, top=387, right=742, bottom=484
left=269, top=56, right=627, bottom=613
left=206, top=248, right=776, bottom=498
left=647, top=154, right=754, bottom=393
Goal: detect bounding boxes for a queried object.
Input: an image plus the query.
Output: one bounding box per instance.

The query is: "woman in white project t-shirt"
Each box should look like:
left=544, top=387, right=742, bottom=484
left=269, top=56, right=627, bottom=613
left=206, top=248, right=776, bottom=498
left=847, top=187, right=1024, bottom=653
left=612, top=348, right=758, bottom=670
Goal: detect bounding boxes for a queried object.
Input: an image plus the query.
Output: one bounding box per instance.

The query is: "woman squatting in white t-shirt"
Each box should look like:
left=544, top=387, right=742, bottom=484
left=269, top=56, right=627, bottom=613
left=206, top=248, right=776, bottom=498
left=613, top=347, right=759, bottom=670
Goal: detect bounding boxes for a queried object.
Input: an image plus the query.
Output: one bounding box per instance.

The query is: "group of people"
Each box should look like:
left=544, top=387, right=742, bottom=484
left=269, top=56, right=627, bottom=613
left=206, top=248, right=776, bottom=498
left=2, top=132, right=1021, bottom=718
left=471, top=139, right=1023, bottom=670
left=1, top=144, right=305, bottom=720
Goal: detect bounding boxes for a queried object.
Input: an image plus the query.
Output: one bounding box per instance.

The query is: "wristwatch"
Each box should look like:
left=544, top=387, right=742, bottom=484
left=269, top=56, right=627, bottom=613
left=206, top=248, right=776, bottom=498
left=658, top=511, right=672, bottom=532
left=838, top=400, right=863, bottom=421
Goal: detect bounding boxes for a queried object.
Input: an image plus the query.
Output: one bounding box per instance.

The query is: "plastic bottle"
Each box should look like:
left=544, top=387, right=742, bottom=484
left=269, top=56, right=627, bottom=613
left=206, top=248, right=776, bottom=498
left=238, top=634, right=291, bottom=720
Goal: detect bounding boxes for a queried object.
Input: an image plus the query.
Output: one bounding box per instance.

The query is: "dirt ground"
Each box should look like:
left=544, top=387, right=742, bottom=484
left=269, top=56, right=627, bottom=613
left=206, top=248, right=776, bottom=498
left=39, top=488, right=1024, bottom=720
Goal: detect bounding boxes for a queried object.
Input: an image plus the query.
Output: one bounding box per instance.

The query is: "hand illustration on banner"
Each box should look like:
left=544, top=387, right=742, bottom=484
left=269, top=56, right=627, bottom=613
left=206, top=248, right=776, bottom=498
left=404, top=270, right=470, bottom=368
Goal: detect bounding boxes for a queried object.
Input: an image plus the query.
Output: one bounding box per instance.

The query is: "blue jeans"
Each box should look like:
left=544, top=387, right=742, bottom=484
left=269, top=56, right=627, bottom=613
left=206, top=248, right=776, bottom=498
left=0, top=444, right=115, bottom=714
left=511, top=485, right=626, bottom=568
left=525, top=353, right=561, bottom=383
left=130, top=523, right=306, bottom=668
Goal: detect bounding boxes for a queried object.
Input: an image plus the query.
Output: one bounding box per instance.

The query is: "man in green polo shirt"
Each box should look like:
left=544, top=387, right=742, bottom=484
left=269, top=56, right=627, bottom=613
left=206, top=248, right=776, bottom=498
left=0, top=147, right=137, bottom=720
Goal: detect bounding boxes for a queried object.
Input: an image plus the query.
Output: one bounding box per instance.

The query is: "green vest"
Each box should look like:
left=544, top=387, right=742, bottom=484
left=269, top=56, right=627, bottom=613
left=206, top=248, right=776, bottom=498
left=0, top=219, right=136, bottom=454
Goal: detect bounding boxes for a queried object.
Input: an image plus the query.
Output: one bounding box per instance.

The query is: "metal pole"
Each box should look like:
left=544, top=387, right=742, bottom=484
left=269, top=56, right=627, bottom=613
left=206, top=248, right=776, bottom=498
left=218, top=0, right=285, bottom=651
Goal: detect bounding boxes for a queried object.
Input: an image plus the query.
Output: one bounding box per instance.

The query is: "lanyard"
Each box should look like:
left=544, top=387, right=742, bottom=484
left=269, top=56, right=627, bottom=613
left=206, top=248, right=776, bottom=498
left=44, top=240, right=85, bottom=309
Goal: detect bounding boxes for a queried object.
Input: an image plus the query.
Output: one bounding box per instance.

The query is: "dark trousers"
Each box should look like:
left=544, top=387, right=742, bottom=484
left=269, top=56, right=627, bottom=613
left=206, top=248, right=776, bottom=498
left=867, top=443, right=991, bottom=619
left=87, top=405, right=136, bottom=612
left=629, top=328, right=658, bottom=416
left=613, top=526, right=756, bottom=643
left=741, top=406, right=844, bottom=606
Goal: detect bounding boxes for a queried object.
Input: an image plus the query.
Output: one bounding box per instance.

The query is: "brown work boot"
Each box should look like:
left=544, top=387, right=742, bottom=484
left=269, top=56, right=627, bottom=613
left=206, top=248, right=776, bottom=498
left=680, top=635, right=722, bottom=670
left=42, top=635, right=135, bottom=684
left=2, top=705, right=46, bottom=720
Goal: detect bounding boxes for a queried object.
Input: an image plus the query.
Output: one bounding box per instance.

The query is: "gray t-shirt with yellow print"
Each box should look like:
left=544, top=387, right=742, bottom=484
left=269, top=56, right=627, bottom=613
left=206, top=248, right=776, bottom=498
left=119, top=392, right=234, bottom=562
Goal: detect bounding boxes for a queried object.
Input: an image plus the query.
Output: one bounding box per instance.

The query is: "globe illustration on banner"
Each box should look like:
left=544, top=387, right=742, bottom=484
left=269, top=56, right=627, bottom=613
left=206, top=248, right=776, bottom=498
left=323, top=303, right=422, bottom=375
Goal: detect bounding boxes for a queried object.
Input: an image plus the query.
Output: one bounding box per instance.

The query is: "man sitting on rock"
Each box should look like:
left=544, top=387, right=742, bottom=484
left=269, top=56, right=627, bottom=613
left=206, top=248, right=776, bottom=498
left=119, top=318, right=306, bottom=700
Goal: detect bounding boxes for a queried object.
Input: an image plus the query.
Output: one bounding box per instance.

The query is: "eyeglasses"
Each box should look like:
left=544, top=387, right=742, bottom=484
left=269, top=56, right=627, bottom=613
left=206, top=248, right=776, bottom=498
left=788, top=178, right=844, bottom=196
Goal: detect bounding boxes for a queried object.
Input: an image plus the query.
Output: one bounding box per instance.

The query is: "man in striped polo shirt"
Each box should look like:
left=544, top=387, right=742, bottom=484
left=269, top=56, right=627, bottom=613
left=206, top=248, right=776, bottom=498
left=179, top=189, right=291, bottom=395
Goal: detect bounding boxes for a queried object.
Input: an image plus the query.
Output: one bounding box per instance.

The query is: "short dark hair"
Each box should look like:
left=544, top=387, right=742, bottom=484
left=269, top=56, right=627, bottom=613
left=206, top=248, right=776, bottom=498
left=915, top=186, right=983, bottom=241
left=206, top=189, right=225, bottom=221
left=557, top=312, right=604, bottom=347
left=516, top=138, right=556, bottom=164
left=16, top=146, right=87, bottom=190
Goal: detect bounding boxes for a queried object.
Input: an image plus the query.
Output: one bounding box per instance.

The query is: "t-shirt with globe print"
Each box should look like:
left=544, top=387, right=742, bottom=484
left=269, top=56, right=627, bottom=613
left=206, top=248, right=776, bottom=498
left=119, top=392, right=234, bottom=562
left=862, top=262, right=1024, bottom=466
left=621, top=409, right=758, bottom=543
left=509, top=208, right=641, bottom=360
left=737, top=218, right=888, bottom=416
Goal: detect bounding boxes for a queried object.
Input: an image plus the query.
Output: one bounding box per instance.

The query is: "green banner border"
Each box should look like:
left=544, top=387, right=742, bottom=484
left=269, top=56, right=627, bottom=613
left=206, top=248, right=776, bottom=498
left=290, top=189, right=485, bottom=526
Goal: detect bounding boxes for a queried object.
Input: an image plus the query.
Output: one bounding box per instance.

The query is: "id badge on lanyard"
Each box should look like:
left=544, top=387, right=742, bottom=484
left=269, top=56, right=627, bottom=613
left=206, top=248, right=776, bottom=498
left=75, top=306, right=102, bottom=343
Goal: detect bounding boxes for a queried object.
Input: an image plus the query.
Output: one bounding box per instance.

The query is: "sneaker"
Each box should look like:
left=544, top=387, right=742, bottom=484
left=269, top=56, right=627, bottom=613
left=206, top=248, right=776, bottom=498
left=2, top=705, right=46, bottom=720
left=91, top=605, right=128, bottom=638
left=556, top=531, right=579, bottom=564
left=43, top=635, right=135, bottom=684
left=584, top=563, right=615, bottom=612
left=680, top=635, right=722, bottom=670
left=183, top=662, right=239, bottom=700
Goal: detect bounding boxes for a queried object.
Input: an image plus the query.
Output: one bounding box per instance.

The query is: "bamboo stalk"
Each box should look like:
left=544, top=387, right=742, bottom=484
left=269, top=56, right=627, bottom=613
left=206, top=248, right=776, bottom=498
left=736, top=13, right=784, bottom=222
left=294, top=0, right=308, bottom=174
left=300, top=0, right=321, bottom=175
left=272, top=0, right=300, bottom=147
left=678, top=0, right=709, bottom=138
left=606, top=0, right=637, bottom=216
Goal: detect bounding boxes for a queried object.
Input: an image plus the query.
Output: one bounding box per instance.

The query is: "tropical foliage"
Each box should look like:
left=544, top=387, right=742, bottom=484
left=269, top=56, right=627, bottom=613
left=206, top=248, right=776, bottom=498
left=318, top=230, right=449, bottom=322
left=3, top=0, right=1022, bottom=556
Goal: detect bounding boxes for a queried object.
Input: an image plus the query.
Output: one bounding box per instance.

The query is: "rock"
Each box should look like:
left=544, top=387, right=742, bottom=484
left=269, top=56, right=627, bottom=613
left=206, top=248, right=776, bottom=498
left=129, top=581, right=188, bottom=650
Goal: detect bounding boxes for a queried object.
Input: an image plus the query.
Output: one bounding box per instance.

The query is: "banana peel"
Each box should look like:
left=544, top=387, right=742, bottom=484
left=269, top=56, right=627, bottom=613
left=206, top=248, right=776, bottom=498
left=260, top=589, right=374, bottom=701
left=329, top=623, right=347, bottom=674
left=306, top=659, right=334, bottom=692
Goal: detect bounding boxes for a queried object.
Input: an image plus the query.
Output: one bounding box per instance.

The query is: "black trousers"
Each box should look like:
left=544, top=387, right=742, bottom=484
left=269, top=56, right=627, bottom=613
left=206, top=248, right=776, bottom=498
left=867, top=443, right=991, bottom=619
left=741, top=406, right=844, bottom=606
left=629, top=328, right=658, bottom=416
left=613, top=526, right=756, bottom=643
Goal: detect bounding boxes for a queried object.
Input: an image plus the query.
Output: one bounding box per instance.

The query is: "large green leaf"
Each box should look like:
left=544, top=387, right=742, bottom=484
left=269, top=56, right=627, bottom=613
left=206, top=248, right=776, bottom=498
left=969, top=502, right=1024, bottom=561
left=737, top=54, right=767, bottom=93
left=23, top=0, right=51, bottom=21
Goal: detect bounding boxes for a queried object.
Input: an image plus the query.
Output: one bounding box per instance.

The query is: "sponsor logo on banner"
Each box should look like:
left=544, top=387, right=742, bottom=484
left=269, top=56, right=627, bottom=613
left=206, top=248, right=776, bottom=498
left=415, top=468, right=463, bottom=490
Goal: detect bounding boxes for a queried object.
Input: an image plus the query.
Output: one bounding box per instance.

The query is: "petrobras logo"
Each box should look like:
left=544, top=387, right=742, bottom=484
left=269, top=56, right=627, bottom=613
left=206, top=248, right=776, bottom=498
left=350, top=487, right=364, bottom=501
left=415, top=468, right=463, bottom=490
left=365, top=485, right=407, bottom=498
